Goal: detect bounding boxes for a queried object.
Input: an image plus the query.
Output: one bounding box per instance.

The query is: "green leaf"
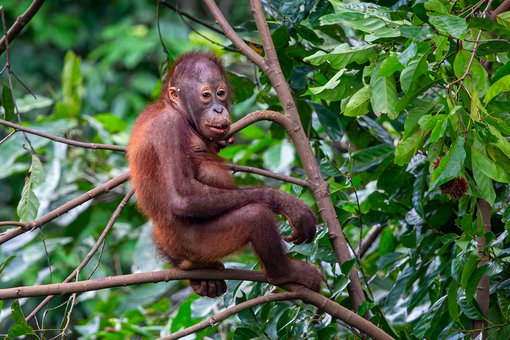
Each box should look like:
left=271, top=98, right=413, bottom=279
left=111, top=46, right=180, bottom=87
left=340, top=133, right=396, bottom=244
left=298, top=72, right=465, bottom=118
left=0, top=255, right=15, bottom=276
left=472, top=153, right=496, bottom=205
left=8, top=300, right=36, bottom=337
left=447, top=281, right=460, bottom=323
left=459, top=296, right=482, bottom=319
left=379, top=228, right=395, bottom=256
left=344, top=85, right=371, bottom=117
left=401, top=24, right=435, bottom=41
left=496, top=11, right=510, bottom=30
left=498, top=290, right=510, bottom=319
left=263, top=139, right=295, bottom=174
left=29, top=154, right=45, bottom=185
left=485, top=74, right=510, bottom=103
left=272, top=25, right=289, bottom=49
left=320, top=10, right=402, bottom=41
left=429, top=15, right=467, bottom=39
left=233, top=327, right=259, bottom=340
left=340, top=258, right=356, bottom=275
left=460, top=255, right=479, bottom=290
left=370, top=74, right=398, bottom=119
left=453, top=50, right=489, bottom=96
left=94, top=113, right=128, bottom=133
left=465, top=265, right=488, bottom=303
left=16, top=155, right=45, bottom=222
left=1, top=85, right=14, bottom=121
left=424, top=0, right=449, bottom=14
left=472, top=134, right=510, bottom=183
left=228, top=72, right=254, bottom=103
left=171, top=295, right=197, bottom=332
left=412, top=167, right=426, bottom=217
left=312, top=102, right=343, bottom=140
left=430, top=136, right=466, bottom=189
left=308, top=69, right=345, bottom=97
left=293, top=23, right=323, bottom=45
left=400, top=55, right=428, bottom=94
left=351, top=144, right=394, bottom=172
left=56, top=50, right=83, bottom=118
left=378, top=54, right=404, bottom=77
left=492, top=60, right=510, bottom=83
left=413, top=296, right=446, bottom=338
left=428, top=115, right=447, bottom=144
left=304, top=43, right=375, bottom=69
left=395, top=132, right=421, bottom=166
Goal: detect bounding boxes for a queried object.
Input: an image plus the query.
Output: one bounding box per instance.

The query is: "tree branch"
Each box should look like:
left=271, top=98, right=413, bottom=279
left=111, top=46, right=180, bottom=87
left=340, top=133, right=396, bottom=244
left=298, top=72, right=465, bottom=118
left=0, top=269, right=393, bottom=339
left=0, top=269, right=265, bottom=299
left=227, top=109, right=287, bottom=137
left=25, top=190, right=134, bottom=322
left=0, top=119, right=127, bottom=151
left=0, top=172, right=130, bottom=244
left=229, top=164, right=309, bottom=188
left=474, top=198, right=491, bottom=338
left=357, top=224, right=385, bottom=258
left=0, top=0, right=45, bottom=55
left=491, top=0, right=510, bottom=19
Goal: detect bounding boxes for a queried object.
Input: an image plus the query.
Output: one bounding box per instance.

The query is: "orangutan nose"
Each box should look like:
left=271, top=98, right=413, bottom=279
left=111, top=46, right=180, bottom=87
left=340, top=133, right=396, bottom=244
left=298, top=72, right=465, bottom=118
left=213, top=105, right=224, bottom=114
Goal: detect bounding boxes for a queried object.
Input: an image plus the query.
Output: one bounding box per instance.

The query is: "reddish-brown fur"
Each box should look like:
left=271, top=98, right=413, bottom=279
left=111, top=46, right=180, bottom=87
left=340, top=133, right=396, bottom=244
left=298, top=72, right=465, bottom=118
left=128, top=52, right=321, bottom=297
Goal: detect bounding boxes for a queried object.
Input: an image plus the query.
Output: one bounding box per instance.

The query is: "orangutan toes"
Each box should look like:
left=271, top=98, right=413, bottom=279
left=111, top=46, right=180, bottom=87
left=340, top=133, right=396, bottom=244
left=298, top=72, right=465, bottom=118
left=266, top=260, right=322, bottom=292
left=189, top=279, right=227, bottom=297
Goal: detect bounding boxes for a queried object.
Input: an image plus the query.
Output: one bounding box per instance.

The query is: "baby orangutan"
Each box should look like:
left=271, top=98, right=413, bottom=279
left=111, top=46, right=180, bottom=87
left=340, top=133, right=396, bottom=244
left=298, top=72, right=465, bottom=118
left=128, top=52, right=321, bottom=297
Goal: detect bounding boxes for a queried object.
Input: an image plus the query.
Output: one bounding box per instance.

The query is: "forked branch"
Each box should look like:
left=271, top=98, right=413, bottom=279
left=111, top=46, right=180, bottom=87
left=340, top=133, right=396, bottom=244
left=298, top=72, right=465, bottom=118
left=202, top=0, right=366, bottom=312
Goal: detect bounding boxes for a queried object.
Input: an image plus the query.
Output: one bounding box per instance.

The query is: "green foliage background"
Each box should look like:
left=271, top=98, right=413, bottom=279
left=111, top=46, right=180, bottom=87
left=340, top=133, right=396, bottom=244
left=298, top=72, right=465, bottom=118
left=0, top=0, right=510, bottom=338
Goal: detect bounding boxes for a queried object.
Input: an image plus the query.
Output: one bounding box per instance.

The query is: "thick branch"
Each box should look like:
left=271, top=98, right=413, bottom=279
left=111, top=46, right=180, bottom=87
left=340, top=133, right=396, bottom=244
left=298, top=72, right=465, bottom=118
left=162, top=291, right=299, bottom=340
left=202, top=0, right=265, bottom=69
left=0, top=269, right=393, bottom=339
left=492, top=0, right=510, bottom=19
left=0, top=0, right=45, bottom=55
left=0, top=269, right=265, bottom=299
left=0, top=119, right=126, bottom=151
left=25, top=190, right=134, bottom=322
left=0, top=172, right=130, bottom=244
left=292, top=285, right=393, bottom=340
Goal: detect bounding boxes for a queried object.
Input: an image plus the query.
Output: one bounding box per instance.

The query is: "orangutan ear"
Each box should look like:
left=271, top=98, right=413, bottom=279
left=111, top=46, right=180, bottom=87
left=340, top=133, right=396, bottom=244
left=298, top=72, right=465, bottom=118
left=169, top=86, right=179, bottom=104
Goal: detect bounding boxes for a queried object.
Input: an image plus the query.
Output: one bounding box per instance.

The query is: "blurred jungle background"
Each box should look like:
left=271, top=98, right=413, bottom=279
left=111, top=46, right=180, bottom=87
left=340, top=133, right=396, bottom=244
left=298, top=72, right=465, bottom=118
left=1, top=0, right=510, bottom=338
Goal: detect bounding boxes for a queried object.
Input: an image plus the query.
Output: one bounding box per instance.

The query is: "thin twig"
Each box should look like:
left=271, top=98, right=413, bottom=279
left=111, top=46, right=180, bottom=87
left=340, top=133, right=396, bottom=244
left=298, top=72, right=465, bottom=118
left=0, top=172, right=130, bottom=244
left=0, top=130, right=15, bottom=145
left=0, top=0, right=46, bottom=54
left=0, top=7, right=36, bottom=154
left=357, top=224, right=385, bottom=258
left=159, top=0, right=261, bottom=49
left=0, top=119, right=127, bottom=151
left=229, top=164, right=309, bottom=188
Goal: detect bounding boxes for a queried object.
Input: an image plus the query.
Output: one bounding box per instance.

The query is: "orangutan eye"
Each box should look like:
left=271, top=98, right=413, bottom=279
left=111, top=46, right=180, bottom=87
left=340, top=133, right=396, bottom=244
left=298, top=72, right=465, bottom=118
left=217, top=90, right=226, bottom=97
left=202, top=92, right=211, bottom=98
